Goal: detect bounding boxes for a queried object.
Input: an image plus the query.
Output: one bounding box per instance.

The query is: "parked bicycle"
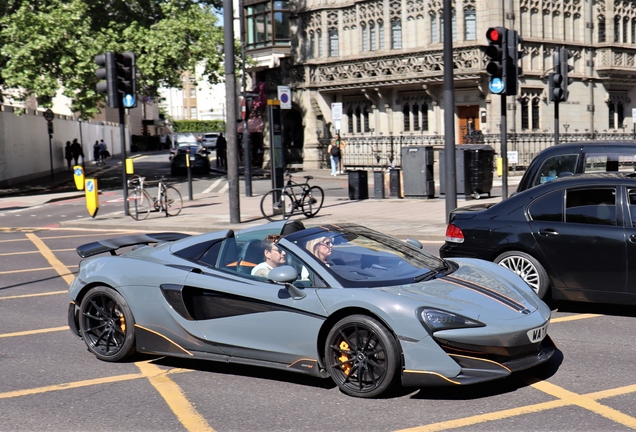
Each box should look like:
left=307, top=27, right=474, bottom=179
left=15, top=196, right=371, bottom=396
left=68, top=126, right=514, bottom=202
left=260, top=171, right=324, bottom=221
left=126, top=175, right=183, bottom=220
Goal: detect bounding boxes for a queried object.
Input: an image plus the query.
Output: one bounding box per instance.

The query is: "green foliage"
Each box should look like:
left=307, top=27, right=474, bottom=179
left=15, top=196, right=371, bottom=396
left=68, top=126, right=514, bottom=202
left=0, top=0, right=227, bottom=118
left=172, top=120, right=226, bottom=133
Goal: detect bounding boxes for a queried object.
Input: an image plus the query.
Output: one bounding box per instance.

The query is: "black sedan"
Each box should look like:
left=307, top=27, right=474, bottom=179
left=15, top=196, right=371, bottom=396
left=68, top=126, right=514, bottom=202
left=440, top=172, right=636, bottom=304
left=171, top=142, right=210, bottom=175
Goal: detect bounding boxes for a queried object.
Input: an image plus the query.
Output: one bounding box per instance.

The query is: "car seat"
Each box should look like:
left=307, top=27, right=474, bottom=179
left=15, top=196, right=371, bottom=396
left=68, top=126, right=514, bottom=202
left=237, top=239, right=264, bottom=274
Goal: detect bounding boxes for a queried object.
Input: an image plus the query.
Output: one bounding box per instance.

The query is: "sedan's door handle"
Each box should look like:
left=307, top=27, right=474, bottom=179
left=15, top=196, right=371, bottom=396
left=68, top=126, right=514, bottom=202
left=538, top=228, right=559, bottom=237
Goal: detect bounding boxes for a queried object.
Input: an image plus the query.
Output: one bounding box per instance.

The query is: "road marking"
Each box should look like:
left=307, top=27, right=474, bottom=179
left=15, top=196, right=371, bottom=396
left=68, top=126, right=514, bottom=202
left=0, top=266, right=75, bottom=275
left=0, top=248, right=74, bottom=257
left=0, top=291, right=66, bottom=300
left=136, top=362, right=216, bottom=432
left=202, top=178, right=223, bottom=194
left=219, top=182, right=229, bottom=193
left=0, top=326, right=68, bottom=338
left=551, top=313, right=600, bottom=323
left=25, top=233, right=75, bottom=285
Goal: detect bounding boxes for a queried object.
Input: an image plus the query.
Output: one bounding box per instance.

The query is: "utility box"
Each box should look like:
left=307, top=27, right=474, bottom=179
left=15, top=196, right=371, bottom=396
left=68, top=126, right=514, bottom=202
left=401, top=146, right=435, bottom=198
left=348, top=170, right=368, bottom=200
left=373, top=171, right=385, bottom=199
left=389, top=169, right=402, bottom=198
left=439, top=144, right=495, bottom=199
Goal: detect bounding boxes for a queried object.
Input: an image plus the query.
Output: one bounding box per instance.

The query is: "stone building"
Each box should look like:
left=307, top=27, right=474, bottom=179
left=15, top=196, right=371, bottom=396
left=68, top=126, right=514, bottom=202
left=244, top=0, right=636, bottom=169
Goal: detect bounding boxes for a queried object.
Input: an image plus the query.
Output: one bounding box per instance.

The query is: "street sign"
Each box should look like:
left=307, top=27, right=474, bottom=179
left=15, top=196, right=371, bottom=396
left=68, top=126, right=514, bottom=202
left=278, top=86, right=291, bottom=109
left=331, top=103, right=343, bottom=120
left=489, top=78, right=505, bottom=94
left=43, top=109, right=54, bottom=122
left=241, top=98, right=246, bottom=119
left=123, top=94, right=136, bottom=108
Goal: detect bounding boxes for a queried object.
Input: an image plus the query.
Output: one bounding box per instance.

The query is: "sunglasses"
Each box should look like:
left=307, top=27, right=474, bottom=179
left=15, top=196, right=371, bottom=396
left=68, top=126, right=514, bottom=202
left=320, top=241, right=333, bottom=247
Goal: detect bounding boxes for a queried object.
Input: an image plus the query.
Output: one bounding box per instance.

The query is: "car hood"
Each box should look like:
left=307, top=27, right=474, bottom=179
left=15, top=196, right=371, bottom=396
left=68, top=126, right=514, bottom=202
left=379, top=258, right=542, bottom=320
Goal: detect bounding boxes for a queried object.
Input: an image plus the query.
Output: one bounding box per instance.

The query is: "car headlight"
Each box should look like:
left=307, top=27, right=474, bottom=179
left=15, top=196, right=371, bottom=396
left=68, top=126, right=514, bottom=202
left=418, top=308, right=485, bottom=332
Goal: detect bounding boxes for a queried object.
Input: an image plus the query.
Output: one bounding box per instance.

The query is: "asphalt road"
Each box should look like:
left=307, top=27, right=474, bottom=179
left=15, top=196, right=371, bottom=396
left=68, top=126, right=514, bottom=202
left=2, top=153, right=636, bottom=431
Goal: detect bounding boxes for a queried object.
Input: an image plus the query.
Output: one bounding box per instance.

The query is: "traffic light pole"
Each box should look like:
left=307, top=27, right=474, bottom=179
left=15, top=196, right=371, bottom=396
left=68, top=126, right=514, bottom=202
left=554, top=100, right=560, bottom=146
left=119, top=103, right=129, bottom=216
left=501, top=94, right=508, bottom=199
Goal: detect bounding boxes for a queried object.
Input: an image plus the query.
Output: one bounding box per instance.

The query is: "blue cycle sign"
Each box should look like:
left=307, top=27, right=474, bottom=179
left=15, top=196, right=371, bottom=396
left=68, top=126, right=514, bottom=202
left=123, top=94, right=136, bottom=108
left=489, top=78, right=505, bottom=94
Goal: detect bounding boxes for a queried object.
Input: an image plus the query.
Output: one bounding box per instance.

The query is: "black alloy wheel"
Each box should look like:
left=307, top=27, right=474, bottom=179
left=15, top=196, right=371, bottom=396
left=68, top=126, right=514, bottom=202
left=79, top=286, right=137, bottom=362
left=325, top=314, right=400, bottom=398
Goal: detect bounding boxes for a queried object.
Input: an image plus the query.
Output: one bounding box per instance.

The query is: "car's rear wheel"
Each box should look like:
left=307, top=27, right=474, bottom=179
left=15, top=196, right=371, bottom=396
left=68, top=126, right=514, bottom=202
left=79, top=286, right=136, bottom=362
left=495, top=251, right=549, bottom=298
left=325, top=315, right=399, bottom=398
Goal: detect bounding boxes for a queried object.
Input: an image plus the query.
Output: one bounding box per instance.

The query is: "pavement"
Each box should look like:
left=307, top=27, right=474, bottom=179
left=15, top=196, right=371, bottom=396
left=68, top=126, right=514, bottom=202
left=0, top=153, right=522, bottom=241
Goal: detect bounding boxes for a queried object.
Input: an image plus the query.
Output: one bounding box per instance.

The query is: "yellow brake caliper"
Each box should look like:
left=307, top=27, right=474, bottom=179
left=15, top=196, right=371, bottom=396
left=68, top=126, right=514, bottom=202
left=338, top=341, right=352, bottom=375
left=118, top=311, right=126, bottom=333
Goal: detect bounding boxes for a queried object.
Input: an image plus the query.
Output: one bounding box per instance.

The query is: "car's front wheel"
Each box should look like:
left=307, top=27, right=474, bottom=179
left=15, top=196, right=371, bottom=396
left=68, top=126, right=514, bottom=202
left=79, top=286, right=136, bottom=362
left=325, top=315, right=399, bottom=398
left=495, top=251, right=550, bottom=298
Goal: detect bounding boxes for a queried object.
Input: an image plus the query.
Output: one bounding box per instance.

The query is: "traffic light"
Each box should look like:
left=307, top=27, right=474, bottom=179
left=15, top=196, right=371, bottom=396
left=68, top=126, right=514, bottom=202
left=549, top=50, right=564, bottom=102
left=95, top=52, right=119, bottom=108
left=485, top=27, right=507, bottom=95
left=559, top=47, right=574, bottom=102
left=506, top=30, right=523, bottom=96
left=116, top=52, right=137, bottom=108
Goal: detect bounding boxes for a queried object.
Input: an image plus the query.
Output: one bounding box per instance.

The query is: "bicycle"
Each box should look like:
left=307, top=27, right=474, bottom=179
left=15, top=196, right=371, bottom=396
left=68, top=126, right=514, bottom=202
left=260, top=171, right=325, bottom=221
left=126, top=175, right=183, bottom=220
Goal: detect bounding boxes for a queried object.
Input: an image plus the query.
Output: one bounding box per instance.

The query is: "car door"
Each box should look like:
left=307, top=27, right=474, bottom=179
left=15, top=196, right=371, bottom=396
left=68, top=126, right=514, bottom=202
left=183, top=235, right=329, bottom=365
left=529, top=186, right=627, bottom=296
left=626, top=188, right=636, bottom=294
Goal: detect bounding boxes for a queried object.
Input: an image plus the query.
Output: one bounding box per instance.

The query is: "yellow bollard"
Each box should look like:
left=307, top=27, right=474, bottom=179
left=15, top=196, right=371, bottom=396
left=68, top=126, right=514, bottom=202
left=73, top=166, right=85, bottom=190
left=496, top=157, right=503, bottom=177
left=126, top=158, right=134, bottom=175
left=85, top=178, right=99, bottom=218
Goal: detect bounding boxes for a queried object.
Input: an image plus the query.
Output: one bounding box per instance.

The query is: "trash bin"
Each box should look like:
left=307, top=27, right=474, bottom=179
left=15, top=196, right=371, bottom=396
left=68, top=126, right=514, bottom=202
left=348, top=170, right=368, bottom=200
left=439, top=145, right=494, bottom=199
left=401, top=146, right=435, bottom=198
left=373, top=171, right=385, bottom=199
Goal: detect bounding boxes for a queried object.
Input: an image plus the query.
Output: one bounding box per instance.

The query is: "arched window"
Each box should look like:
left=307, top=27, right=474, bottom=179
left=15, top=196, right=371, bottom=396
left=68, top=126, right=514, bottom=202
left=614, top=15, right=620, bottom=43
left=308, top=31, right=315, bottom=58
left=440, top=11, right=457, bottom=41
left=363, top=106, right=370, bottom=132
left=532, top=98, right=540, bottom=130
left=347, top=107, right=353, bottom=134
left=391, top=19, right=402, bottom=49
left=361, top=23, right=368, bottom=51
left=430, top=13, right=438, bottom=43
left=598, top=16, right=606, bottom=42
left=403, top=104, right=410, bottom=131
left=317, top=30, right=323, bottom=57
left=632, top=18, right=636, bottom=43
left=464, top=7, right=476, bottom=40
left=355, top=106, right=362, bottom=133
left=412, top=103, right=420, bottom=131
left=624, top=16, right=629, bottom=43
left=378, top=20, right=385, bottom=49
left=328, top=28, right=339, bottom=57
left=370, top=21, right=377, bottom=50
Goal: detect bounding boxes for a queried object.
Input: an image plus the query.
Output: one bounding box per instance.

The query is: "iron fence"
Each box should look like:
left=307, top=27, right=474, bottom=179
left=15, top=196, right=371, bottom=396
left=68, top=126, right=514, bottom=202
left=321, top=132, right=636, bottom=171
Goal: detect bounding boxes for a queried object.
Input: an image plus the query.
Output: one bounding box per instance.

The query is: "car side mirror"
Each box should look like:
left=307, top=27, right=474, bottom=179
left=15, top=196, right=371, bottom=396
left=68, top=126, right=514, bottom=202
left=268, top=265, right=306, bottom=299
left=406, top=238, right=423, bottom=249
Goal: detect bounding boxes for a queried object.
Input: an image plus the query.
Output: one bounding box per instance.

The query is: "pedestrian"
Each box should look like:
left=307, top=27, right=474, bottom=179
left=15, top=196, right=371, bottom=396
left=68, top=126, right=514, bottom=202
left=71, top=139, right=83, bottom=166
left=93, top=140, right=101, bottom=165
left=64, top=141, right=73, bottom=170
left=327, top=133, right=346, bottom=175
left=99, top=139, right=109, bottom=162
left=159, top=134, right=167, bottom=150
left=216, top=133, right=227, bottom=168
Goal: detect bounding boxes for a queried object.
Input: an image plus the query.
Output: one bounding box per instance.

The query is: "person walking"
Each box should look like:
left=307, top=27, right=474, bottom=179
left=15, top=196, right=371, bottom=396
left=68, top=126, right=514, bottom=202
left=93, top=141, right=101, bottom=165
left=327, top=133, right=346, bottom=175
left=64, top=141, right=73, bottom=170
left=216, top=133, right=227, bottom=168
left=70, top=139, right=83, bottom=166
left=99, top=139, right=109, bottom=162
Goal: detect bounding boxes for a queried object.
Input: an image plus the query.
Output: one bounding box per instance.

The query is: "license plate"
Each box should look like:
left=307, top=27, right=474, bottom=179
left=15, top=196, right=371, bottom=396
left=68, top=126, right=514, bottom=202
left=527, top=323, right=548, bottom=343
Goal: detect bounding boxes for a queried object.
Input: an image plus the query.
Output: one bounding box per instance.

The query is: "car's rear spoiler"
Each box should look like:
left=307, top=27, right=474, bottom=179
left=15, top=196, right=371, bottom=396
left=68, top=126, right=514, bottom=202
left=76, top=233, right=191, bottom=258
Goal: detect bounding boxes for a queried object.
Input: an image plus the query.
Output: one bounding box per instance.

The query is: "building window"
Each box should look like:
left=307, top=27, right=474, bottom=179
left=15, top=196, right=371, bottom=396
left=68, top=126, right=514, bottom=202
left=391, top=19, right=402, bottom=49
left=521, top=98, right=541, bottom=130
left=370, top=21, right=377, bottom=50
left=190, top=107, right=197, bottom=119
left=431, top=14, right=437, bottom=43
left=618, top=102, right=625, bottom=128
left=402, top=104, right=410, bottom=131
left=440, top=11, right=457, bottom=41
left=244, top=0, right=289, bottom=49
left=598, top=16, right=606, bottom=42
left=363, top=106, right=370, bottom=132
left=422, top=103, right=429, bottom=131
left=329, top=28, right=339, bottom=57
left=412, top=104, right=420, bottom=131
left=347, top=107, right=353, bottom=133
left=532, top=98, right=540, bottom=130
left=632, top=18, right=636, bottom=43
left=355, top=107, right=362, bottom=133
left=317, top=30, right=323, bottom=57
left=378, top=20, right=385, bottom=49
left=361, top=23, right=368, bottom=51
left=308, top=31, right=315, bottom=58
left=189, top=88, right=196, bottom=98
left=521, top=99, right=529, bottom=130
left=464, top=7, right=476, bottom=40
left=614, top=15, right=620, bottom=43
left=608, top=102, right=616, bottom=129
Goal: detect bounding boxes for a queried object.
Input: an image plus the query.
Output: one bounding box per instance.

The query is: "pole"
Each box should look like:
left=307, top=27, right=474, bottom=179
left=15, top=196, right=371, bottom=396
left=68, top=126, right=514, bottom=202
left=119, top=103, right=129, bottom=216
left=48, top=130, right=54, bottom=180
left=239, top=0, right=252, bottom=197
left=501, top=95, right=508, bottom=199
left=224, top=0, right=240, bottom=223
left=554, top=101, right=560, bottom=146
left=443, top=0, right=457, bottom=218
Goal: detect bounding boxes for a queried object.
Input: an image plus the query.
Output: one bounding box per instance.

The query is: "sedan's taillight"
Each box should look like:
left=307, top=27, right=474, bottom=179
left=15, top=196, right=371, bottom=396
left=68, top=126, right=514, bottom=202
left=445, top=224, right=464, bottom=243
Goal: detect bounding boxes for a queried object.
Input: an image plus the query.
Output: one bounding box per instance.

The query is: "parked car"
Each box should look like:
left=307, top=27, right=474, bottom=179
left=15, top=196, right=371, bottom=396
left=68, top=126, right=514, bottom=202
left=441, top=172, right=636, bottom=304
left=517, top=140, right=636, bottom=192
left=200, top=132, right=220, bottom=151
left=170, top=142, right=210, bottom=175
left=67, top=221, right=554, bottom=398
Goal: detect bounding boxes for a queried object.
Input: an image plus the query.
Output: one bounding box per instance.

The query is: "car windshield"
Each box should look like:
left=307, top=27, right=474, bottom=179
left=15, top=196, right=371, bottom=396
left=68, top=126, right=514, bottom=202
left=287, top=224, right=449, bottom=288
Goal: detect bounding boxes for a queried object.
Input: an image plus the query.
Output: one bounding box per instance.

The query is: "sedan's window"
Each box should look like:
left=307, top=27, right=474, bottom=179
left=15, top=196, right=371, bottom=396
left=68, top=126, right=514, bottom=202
left=528, top=190, right=563, bottom=222
left=566, top=188, right=616, bottom=226
left=628, top=190, right=636, bottom=227
left=584, top=154, right=636, bottom=173
left=533, top=154, right=578, bottom=187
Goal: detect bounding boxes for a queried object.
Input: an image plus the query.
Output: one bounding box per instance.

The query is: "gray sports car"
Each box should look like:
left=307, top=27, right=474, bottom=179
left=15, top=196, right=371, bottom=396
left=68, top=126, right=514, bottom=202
left=67, top=221, right=556, bottom=398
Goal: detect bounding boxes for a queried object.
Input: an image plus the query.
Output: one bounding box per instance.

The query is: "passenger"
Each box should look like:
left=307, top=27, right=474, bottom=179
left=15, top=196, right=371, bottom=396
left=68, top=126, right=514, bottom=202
left=251, top=234, right=286, bottom=278
left=305, top=236, right=333, bottom=266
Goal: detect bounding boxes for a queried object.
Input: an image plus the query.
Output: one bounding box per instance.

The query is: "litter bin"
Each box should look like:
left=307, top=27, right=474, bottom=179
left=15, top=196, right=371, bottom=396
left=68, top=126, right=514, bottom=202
left=401, top=146, right=435, bottom=198
left=439, top=145, right=494, bottom=199
left=348, top=170, right=368, bottom=200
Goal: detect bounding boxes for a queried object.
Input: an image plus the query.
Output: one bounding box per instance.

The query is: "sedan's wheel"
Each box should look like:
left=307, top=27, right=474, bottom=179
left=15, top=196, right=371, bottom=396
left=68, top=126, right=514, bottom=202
left=79, top=286, right=136, bottom=362
left=495, top=251, right=549, bottom=299
left=325, top=315, right=399, bottom=398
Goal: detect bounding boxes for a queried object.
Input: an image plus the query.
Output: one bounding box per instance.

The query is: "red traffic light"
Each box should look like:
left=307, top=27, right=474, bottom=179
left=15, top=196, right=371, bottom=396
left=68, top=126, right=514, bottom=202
left=486, top=27, right=505, bottom=44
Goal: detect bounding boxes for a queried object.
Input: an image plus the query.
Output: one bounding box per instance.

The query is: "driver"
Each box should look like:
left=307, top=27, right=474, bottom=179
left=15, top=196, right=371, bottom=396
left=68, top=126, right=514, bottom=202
left=251, top=234, right=286, bottom=278
left=305, top=236, right=333, bottom=267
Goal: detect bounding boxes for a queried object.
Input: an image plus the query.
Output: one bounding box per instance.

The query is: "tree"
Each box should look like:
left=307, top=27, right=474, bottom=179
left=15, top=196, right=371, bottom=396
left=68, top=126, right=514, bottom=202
left=0, top=0, right=225, bottom=118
